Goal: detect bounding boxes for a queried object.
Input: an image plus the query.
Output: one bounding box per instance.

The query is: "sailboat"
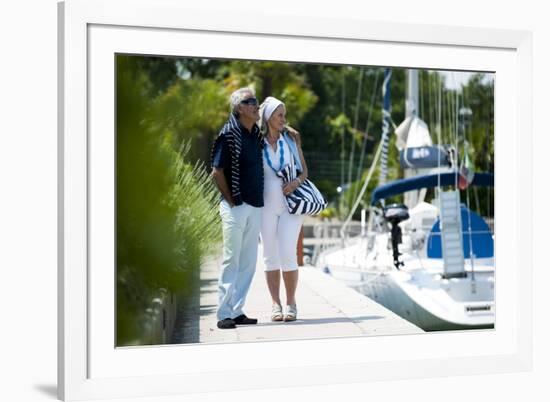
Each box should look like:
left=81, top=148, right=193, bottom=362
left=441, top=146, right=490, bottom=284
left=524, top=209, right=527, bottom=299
left=316, top=69, right=495, bottom=331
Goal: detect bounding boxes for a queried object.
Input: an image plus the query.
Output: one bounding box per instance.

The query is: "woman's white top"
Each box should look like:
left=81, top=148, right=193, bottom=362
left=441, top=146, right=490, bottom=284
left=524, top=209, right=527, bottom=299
left=263, top=135, right=293, bottom=209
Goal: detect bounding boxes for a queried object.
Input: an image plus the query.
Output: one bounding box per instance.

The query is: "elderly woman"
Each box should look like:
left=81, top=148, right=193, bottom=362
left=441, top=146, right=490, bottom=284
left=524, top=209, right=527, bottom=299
left=259, top=96, right=308, bottom=322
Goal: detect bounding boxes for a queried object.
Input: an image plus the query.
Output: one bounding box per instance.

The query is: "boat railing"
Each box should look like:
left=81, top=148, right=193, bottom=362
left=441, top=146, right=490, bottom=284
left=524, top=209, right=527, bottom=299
left=306, top=220, right=363, bottom=264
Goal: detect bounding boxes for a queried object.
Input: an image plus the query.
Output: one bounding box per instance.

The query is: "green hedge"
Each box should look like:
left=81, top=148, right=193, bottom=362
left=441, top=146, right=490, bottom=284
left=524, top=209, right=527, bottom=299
left=116, top=56, right=221, bottom=346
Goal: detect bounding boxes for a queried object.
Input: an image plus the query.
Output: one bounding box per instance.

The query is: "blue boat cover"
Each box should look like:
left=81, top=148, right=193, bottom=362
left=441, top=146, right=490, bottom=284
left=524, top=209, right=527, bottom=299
left=426, top=205, right=494, bottom=259
left=399, top=146, right=450, bottom=169
left=370, top=172, right=494, bottom=205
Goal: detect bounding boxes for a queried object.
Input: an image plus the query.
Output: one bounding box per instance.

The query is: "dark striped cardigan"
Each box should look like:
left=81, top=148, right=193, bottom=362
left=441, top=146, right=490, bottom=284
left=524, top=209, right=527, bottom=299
left=210, top=113, right=262, bottom=206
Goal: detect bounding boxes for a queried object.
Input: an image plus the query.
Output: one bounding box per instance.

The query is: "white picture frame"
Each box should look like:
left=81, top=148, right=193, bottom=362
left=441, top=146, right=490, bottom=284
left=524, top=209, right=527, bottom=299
left=58, top=0, right=533, bottom=400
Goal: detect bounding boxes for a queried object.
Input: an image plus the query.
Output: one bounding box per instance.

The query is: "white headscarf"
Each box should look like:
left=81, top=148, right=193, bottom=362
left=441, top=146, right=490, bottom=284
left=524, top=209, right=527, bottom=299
left=260, top=96, right=285, bottom=130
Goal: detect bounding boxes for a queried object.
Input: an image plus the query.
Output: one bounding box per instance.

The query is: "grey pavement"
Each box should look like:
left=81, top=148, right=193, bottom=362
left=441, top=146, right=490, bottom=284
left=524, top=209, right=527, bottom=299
left=174, top=246, right=423, bottom=344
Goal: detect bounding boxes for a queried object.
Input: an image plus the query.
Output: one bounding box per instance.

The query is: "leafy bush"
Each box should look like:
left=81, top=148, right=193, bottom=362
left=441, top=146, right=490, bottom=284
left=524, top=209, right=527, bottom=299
left=116, top=56, right=220, bottom=346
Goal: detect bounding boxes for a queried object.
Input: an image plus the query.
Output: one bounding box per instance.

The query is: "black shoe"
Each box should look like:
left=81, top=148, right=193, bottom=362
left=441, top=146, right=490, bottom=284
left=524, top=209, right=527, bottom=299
left=217, top=318, right=236, bottom=329
left=233, top=314, right=258, bottom=325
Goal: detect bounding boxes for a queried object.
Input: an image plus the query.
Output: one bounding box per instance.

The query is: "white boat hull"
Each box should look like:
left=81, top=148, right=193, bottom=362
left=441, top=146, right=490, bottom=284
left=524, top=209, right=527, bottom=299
left=318, top=237, right=495, bottom=331
left=364, top=273, right=490, bottom=331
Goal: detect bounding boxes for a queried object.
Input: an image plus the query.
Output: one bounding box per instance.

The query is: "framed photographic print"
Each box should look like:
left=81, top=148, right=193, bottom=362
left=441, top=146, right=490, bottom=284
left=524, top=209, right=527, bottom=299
left=58, top=0, right=533, bottom=400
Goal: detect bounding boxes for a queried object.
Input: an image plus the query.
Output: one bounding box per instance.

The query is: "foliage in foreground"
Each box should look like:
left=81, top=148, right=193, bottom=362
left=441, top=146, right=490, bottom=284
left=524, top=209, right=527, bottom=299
left=116, top=56, right=220, bottom=346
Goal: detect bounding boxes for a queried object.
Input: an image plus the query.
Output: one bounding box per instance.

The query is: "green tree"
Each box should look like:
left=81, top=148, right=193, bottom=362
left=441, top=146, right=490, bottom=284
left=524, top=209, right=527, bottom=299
left=151, top=77, right=229, bottom=163
left=222, top=60, right=318, bottom=125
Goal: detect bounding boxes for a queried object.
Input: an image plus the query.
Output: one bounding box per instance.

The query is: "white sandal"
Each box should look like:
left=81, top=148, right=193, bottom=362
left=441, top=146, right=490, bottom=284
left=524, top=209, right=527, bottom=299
left=271, top=304, right=283, bottom=322
left=284, top=304, right=297, bottom=322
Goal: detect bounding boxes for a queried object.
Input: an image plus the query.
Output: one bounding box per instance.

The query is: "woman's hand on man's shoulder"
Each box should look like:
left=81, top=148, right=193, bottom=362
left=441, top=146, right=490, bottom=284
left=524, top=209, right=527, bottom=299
left=285, top=125, right=301, bottom=147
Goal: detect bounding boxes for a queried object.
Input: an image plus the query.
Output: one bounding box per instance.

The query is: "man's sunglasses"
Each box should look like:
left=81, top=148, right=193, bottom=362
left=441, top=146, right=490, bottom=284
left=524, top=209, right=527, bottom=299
left=240, top=97, right=258, bottom=106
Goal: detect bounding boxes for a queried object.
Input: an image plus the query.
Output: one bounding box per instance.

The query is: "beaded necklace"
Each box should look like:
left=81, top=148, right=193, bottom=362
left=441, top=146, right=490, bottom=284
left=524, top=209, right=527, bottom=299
left=263, top=137, right=285, bottom=173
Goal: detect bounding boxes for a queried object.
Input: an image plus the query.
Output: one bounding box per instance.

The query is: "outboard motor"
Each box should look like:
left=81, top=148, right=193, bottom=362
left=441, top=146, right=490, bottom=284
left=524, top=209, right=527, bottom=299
left=383, top=203, right=409, bottom=269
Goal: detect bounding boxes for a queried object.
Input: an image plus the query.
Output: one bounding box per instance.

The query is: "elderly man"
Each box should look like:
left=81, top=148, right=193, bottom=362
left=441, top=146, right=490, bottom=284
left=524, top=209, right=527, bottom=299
left=211, top=87, right=263, bottom=329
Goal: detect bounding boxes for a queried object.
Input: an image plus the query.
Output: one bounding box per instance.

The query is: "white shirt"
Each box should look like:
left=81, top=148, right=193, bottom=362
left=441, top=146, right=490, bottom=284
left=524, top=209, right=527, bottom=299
left=262, top=135, right=293, bottom=208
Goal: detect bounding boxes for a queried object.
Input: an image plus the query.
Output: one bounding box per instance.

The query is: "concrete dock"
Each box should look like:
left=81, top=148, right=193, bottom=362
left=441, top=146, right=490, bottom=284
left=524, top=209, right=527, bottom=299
left=173, top=249, right=423, bottom=344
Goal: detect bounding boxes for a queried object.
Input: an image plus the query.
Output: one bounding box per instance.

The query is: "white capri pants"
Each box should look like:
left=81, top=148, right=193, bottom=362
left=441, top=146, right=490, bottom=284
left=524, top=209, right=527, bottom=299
left=260, top=190, right=304, bottom=272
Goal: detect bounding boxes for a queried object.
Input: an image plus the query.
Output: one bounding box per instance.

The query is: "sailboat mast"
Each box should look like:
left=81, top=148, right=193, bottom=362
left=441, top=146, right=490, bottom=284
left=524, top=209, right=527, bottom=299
left=404, top=69, right=420, bottom=207
left=407, top=69, right=419, bottom=118
left=379, top=68, right=392, bottom=188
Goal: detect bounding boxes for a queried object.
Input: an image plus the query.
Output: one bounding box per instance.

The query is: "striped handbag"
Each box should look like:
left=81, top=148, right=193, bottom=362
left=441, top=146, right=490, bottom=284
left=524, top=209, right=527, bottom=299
left=276, top=163, right=327, bottom=216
